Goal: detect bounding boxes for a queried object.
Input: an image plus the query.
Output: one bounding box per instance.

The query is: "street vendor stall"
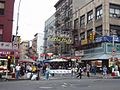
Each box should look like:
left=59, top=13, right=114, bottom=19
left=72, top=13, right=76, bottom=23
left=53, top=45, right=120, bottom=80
left=0, top=59, right=9, bottom=79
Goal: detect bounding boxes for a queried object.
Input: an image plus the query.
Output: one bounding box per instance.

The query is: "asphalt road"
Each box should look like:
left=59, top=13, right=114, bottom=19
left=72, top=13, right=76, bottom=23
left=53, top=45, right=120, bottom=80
left=0, top=79, right=120, bottom=90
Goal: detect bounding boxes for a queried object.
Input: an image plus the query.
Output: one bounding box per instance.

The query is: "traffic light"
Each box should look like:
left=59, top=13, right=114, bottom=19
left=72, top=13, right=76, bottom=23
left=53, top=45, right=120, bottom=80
left=89, top=31, right=96, bottom=41
left=7, top=55, right=11, bottom=70
left=89, top=33, right=93, bottom=41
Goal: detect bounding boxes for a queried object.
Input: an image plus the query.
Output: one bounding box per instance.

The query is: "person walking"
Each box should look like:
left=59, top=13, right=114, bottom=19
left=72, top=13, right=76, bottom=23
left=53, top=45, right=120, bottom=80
left=45, top=65, right=50, bottom=80
left=76, top=67, right=83, bottom=79
left=102, top=65, right=108, bottom=78
left=15, top=64, right=21, bottom=80
left=86, top=64, right=91, bottom=77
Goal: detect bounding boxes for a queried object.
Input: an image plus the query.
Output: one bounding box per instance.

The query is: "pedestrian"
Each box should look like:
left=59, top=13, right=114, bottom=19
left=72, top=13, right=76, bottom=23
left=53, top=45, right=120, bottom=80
left=76, top=67, right=83, bottom=79
left=15, top=63, right=21, bottom=80
left=86, top=64, right=91, bottom=77
left=45, top=65, right=50, bottom=80
left=102, top=65, right=108, bottom=78
left=71, top=67, right=76, bottom=78
left=91, top=65, right=97, bottom=75
left=31, top=64, right=38, bottom=80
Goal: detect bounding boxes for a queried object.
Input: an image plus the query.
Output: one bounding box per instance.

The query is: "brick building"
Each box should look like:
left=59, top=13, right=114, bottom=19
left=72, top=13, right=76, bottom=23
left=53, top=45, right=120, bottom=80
left=0, top=0, right=15, bottom=59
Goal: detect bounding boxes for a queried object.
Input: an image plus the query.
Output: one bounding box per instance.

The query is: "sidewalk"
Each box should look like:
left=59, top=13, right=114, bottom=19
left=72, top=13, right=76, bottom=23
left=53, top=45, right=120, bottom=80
left=1, top=73, right=120, bottom=81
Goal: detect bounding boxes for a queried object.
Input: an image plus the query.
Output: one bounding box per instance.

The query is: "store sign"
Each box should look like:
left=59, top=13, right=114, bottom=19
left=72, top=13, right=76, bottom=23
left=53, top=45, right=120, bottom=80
left=95, top=36, right=120, bottom=43
left=48, top=37, right=73, bottom=44
left=75, top=50, right=84, bottom=56
left=0, top=42, right=12, bottom=49
left=81, top=39, right=87, bottom=45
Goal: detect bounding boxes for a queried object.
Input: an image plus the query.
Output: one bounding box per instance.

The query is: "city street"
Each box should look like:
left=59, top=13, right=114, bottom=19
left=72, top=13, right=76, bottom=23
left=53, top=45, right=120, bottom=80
left=0, top=79, right=120, bottom=90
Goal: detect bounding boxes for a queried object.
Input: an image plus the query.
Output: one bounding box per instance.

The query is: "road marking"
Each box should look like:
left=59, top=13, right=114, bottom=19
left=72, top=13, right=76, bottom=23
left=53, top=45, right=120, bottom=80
left=39, top=86, right=53, bottom=89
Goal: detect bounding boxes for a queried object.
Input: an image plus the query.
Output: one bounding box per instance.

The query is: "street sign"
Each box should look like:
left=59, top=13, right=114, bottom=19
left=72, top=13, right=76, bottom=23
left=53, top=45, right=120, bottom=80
left=112, top=48, right=116, bottom=55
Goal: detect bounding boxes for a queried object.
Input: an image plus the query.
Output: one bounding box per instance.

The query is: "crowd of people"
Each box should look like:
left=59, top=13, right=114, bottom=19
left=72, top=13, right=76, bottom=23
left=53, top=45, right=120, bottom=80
left=14, top=62, right=120, bottom=80
left=72, top=63, right=120, bottom=79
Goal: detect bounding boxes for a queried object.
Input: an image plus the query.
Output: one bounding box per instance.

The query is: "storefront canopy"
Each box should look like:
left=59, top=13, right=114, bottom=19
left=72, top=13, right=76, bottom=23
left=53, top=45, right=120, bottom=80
left=43, top=58, right=67, bottom=63
left=81, top=54, right=112, bottom=61
left=18, top=58, right=36, bottom=63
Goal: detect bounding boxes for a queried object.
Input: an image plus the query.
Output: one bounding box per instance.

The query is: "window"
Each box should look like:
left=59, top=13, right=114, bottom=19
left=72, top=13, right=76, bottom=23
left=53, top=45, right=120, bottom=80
left=110, top=25, right=120, bottom=36
left=80, top=15, right=85, bottom=27
left=109, top=4, right=120, bottom=18
left=0, top=1, right=5, bottom=15
left=68, top=0, right=72, bottom=5
left=0, top=25, right=3, bottom=41
left=80, top=32, right=85, bottom=40
left=116, top=44, right=120, bottom=53
left=74, top=18, right=79, bottom=30
left=96, top=26, right=102, bottom=37
left=87, top=10, right=93, bottom=23
left=68, top=9, right=72, bottom=18
left=96, top=5, right=102, bottom=19
left=74, top=35, right=79, bottom=45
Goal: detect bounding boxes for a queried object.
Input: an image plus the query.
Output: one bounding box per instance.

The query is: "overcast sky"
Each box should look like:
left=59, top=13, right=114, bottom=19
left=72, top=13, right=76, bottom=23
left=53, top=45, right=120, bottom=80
left=13, top=0, right=57, bottom=41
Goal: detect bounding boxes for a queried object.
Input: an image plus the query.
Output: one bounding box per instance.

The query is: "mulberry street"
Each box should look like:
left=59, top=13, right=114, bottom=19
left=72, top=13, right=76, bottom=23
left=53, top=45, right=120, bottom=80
left=0, top=79, right=120, bottom=90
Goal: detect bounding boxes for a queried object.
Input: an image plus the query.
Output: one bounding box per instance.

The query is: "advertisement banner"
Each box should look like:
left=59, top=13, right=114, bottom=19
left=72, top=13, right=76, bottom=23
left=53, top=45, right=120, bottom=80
left=95, top=36, right=120, bottom=43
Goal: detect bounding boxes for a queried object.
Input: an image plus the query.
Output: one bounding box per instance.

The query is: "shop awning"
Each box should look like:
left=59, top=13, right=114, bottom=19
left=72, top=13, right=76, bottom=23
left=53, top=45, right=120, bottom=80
left=18, top=58, right=36, bottom=63
left=81, top=54, right=112, bottom=61
left=43, top=58, right=67, bottom=63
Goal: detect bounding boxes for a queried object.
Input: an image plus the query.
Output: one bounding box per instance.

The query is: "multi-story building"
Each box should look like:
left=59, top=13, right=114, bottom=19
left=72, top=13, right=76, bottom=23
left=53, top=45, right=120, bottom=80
left=0, top=0, right=14, bottom=42
left=19, top=41, right=29, bottom=59
left=0, top=0, right=15, bottom=59
left=72, top=0, right=120, bottom=68
left=34, top=33, right=44, bottom=59
left=54, top=0, right=73, bottom=57
left=30, top=33, right=44, bottom=60
left=44, top=0, right=120, bottom=68
left=44, top=14, right=56, bottom=56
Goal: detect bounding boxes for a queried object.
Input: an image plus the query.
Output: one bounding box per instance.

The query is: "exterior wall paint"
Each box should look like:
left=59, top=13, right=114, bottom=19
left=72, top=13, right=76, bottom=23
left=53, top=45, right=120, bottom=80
left=0, top=0, right=15, bottom=42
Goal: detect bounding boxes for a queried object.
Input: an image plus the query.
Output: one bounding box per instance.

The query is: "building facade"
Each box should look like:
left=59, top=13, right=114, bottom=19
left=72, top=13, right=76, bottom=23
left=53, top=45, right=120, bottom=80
left=72, top=0, right=120, bottom=68
left=54, top=0, right=73, bottom=57
left=44, top=0, right=120, bottom=68
left=0, top=0, right=15, bottom=59
left=19, top=41, right=29, bottom=59
left=0, top=0, right=15, bottom=42
left=44, top=14, right=56, bottom=57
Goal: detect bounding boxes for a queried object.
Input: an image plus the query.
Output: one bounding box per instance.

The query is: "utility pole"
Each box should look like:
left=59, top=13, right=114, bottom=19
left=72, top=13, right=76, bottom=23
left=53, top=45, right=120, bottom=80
left=112, top=30, right=117, bottom=64
left=13, top=0, right=22, bottom=74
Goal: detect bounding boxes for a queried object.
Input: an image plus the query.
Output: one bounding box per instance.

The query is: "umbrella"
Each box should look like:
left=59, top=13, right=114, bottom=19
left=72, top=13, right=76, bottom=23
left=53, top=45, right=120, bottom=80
left=44, top=58, right=67, bottom=62
left=18, top=58, right=35, bottom=63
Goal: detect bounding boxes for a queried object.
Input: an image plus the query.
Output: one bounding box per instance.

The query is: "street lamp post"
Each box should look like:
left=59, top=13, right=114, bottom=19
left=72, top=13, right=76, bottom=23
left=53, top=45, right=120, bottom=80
left=12, top=0, right=22, bottom=74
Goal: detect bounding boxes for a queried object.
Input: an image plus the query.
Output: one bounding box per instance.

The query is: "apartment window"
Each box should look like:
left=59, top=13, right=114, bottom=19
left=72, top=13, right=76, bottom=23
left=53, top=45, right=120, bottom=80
left=87, top=10, right=93, bottom=23
left=96, top=26, right=102, bottom=37
left=68, top=9, right=72, bottom=18
left=0, top=25, right=3, bottom=41
left=0, top=1, right=5, bottom=15
left=80, top=15, right=85, bottom=27
left=96, top=5, right=102, bottom=19
left=74, top=35, right=79, bottom=45
left=80, top=32, right=85, bottom=40
left=110, top=25, right=120, bottom=36
left=68, top=0, right=72, bottom=5
left=74, top=18, right=79, bottom=30
left=109, top=4, right=120, bottom=18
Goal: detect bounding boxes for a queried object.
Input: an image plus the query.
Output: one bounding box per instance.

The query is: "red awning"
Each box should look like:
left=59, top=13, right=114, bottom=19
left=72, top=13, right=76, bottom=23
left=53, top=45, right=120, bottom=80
left=18, top=59, right=35, bottom=63
left=40, top=53, right=46, bottom=57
